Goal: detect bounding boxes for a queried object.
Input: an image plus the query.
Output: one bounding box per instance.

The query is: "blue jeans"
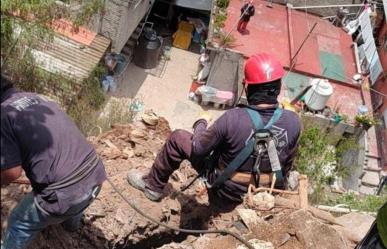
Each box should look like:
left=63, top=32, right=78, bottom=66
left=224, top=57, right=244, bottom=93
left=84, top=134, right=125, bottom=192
left=1, top=188, right=97, bottom=249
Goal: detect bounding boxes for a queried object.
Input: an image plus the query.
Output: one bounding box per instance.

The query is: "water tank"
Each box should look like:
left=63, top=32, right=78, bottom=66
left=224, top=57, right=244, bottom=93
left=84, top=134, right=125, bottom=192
left=304, top=79, right=333, bottom=111
left=134, top=28, right=162, bottom=69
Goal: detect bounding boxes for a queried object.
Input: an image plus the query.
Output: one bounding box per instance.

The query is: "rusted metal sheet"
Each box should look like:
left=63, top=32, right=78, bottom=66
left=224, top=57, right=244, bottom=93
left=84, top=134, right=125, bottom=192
left=34, top=33, right=111, bottom=82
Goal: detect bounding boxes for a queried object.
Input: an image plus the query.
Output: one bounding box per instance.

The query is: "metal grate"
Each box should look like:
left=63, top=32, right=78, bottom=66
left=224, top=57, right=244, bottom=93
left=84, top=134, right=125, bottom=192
left=145, top=55, right=168, bottom=78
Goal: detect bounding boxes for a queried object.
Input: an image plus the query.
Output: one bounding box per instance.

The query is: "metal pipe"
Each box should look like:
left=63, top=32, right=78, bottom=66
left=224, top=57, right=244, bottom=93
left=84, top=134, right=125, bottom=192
left=353, top=42, right=362, bottom=74
left=290, top=22, right=318, bottom=63
left=321, top=13, right=357, bottom=19
left=290, top=4, right=365, bottom=9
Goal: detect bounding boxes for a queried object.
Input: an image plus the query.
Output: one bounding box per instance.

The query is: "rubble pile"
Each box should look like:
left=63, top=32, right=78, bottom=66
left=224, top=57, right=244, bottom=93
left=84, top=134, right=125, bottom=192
left=1, top=118, right=373, bottom=249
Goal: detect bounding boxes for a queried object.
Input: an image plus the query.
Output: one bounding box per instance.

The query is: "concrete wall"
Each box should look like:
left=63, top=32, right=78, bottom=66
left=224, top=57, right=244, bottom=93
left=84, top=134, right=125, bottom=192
left=378, top=22, right=387, bottom=71
left=374, top=21, right=387, bottom=170
left=90, top=0, right=153, bottom=52
left=271, top=0, right=363, bottom=17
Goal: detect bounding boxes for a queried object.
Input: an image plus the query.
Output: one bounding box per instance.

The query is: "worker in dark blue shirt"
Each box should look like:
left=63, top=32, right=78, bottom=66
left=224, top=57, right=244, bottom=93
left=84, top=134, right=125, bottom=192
left=127, top=53, right=301, bottom=205
left=1, top=75, right=106, bottom=249
left=238, top=1, right=255, bottom=33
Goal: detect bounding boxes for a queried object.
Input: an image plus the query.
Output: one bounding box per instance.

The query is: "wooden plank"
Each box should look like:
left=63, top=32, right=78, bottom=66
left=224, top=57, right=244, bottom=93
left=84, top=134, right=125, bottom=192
left=42, top=42, right=102, bottom=66
left=298, top=174, right=309, bottom=209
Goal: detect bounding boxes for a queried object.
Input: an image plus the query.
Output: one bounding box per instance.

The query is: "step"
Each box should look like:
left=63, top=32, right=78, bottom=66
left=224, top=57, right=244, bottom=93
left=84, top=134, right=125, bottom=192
left=361, top=171, right=380, bottom=187
left=359, top=185, right=376, bottom=195
left=121, top=46, right=133, bottom=56
left=364, top=157, right=381, bottom=171
left=126, top=40, right=136, bottom=47
left=131, top=33, right=140, bottom=40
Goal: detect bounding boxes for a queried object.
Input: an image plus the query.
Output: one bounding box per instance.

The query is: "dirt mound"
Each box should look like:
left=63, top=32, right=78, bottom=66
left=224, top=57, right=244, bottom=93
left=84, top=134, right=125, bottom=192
left=1, top=119, right=359, bottom=249
left=2, top=119, right=220, bottom=249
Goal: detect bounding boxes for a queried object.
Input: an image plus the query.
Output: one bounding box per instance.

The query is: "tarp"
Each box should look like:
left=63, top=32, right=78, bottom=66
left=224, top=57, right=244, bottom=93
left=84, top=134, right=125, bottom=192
left=174, top=0, right=212, bottom=11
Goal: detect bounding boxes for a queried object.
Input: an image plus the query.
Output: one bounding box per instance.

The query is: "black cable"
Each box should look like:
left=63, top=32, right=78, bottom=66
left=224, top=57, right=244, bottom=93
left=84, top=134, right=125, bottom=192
left=106, top=177, right=254, bottom=249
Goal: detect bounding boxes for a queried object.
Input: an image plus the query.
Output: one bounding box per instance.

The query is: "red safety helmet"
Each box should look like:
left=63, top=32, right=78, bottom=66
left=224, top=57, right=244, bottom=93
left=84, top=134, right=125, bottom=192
left=244, top=53, right=285, bottom=85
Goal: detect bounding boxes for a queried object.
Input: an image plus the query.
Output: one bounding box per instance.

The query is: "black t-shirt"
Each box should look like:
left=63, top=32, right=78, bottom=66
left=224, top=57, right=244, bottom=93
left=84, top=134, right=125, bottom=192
left=192, top=105, right=301, bottom=200
left=1, top=89, right=106, bottom=215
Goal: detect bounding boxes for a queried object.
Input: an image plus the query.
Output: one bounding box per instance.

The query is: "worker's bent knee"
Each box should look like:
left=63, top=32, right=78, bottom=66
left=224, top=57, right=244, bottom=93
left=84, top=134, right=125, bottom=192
left=168, top=129, right=193, bottom=144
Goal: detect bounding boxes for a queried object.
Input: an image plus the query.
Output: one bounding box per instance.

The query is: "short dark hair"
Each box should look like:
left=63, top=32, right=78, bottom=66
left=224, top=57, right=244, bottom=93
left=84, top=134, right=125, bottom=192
left=1, top=74, right=13, bottom=94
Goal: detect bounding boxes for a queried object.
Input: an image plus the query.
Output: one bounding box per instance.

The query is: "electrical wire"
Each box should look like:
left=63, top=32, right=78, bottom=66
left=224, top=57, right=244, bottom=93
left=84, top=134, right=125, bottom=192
left=106, top=177, right=255, bottom=249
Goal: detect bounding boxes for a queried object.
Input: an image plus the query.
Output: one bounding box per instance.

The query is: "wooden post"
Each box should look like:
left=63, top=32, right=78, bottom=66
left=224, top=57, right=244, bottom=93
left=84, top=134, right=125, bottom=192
left=298, top=174, right=309, bottom=209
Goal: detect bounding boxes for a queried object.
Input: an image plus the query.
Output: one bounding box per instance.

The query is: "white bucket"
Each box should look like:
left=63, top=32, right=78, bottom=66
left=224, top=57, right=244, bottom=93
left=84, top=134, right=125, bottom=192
left=304, top=79, right=333, bottom=111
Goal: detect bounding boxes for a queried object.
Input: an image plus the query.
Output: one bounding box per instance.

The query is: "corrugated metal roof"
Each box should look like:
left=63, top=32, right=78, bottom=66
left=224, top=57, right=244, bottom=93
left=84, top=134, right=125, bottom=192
left=33, top=33, right=111, bottom=82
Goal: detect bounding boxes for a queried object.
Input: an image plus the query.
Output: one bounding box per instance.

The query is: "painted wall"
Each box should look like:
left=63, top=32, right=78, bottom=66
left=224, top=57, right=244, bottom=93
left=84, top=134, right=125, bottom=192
left=378, top=22, right=387, bottom=70
left=90, top=0, right=153, bottom=52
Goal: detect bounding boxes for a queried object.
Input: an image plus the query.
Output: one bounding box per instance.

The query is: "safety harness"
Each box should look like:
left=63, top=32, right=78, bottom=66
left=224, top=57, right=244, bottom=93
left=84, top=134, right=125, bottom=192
left=206, top=107, right=284, bottom=189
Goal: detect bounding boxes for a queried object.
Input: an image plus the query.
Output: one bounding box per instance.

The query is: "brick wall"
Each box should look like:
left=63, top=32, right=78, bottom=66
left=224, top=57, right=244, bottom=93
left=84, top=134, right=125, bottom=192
left=90, top=0, right=153, bottom=52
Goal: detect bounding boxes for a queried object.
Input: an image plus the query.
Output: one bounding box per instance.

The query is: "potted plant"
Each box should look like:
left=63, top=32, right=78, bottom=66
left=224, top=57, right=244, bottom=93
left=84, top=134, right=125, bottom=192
left=354, top=114, right=380, bottom=130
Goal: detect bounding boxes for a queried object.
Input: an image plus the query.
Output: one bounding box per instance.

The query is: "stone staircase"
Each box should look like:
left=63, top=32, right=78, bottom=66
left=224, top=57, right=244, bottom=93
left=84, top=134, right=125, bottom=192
left=121, top=4, right=154, bottom=61
left=359, top=129, right=383, bottom=195
left=121, top=23, right=145, bottom=61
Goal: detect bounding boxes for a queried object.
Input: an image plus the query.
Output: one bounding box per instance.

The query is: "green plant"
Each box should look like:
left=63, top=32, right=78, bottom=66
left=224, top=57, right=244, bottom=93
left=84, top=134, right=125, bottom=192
left=355, top=114, right=380, bottom=129
left=340, top=114, right=349, bottom=123
left=214, top=12, right=227, bottom=29
left=67, top=64, right=106, bottom=135
left=216, top=0, right=230, bottom=9
left=295, top=127, right=337, bottom=203
left=324, top=192, right=387, bottom=213
left=335, top=136, right=360, bottom=179
left=216, top=31, right=236, bottom=47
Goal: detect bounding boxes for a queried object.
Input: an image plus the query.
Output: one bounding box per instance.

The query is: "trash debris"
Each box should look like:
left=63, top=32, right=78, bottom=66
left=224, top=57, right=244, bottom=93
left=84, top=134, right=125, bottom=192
left=142, top=110, right=159, bottom=126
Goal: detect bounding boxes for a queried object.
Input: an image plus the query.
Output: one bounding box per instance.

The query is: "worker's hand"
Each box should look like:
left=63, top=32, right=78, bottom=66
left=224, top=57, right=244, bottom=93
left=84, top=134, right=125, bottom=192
left=198, top=111, right=212, bottom=123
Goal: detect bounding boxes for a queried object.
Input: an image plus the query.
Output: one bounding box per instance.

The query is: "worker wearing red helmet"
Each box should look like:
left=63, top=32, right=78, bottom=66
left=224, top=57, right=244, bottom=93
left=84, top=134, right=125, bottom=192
left=127, top=53, right=301, bottom=206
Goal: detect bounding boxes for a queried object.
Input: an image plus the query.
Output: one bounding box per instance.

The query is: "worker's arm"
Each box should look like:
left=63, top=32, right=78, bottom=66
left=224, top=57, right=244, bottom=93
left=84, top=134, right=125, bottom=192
left=1, top=115, right=24, bottom=186
left=1, top=165, right=23, bottom=186
left=191, top=112, right=228, bottom=157
left=283, top=122, right=302, bottom=174
left=250, top=6, right=255, bottom=16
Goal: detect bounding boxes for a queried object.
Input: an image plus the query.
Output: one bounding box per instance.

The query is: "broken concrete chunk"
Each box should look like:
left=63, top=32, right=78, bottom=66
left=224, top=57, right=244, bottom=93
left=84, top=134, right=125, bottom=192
left=123, top=147, right=134, bottom=158
left=236, top=239, right=274, bottom=249
left=252, top=192, right=275, bottom=210
left=336, top=212, right=375, bottom=242
left=278, top=233, right=291, bottom=247
left=142, top=111, right=159, bottom=126
left=237, top=208, right=262, bottom=230
left=157, top=243, right=192, bottom=249
left=285, top=210, right=347, bottom=249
